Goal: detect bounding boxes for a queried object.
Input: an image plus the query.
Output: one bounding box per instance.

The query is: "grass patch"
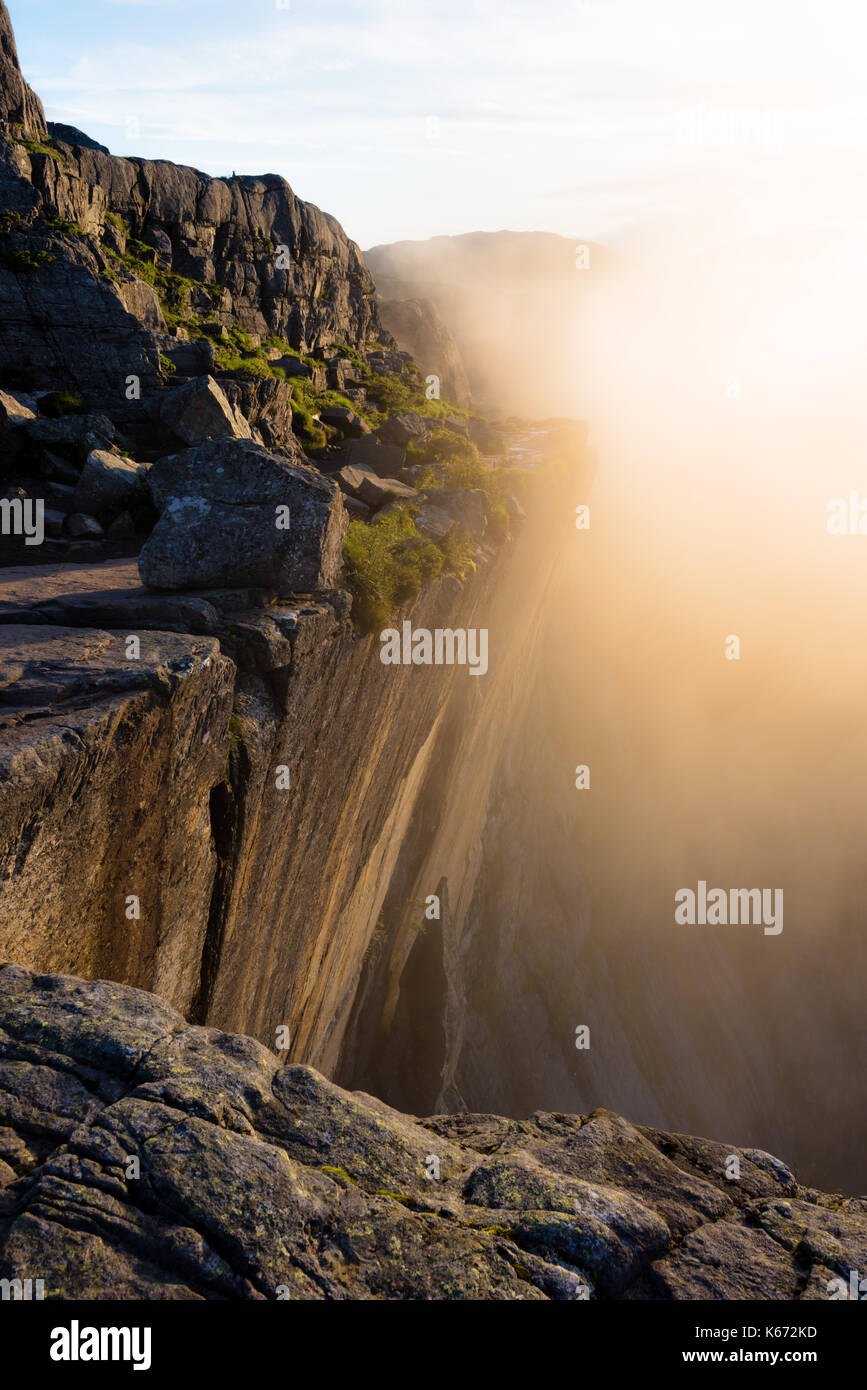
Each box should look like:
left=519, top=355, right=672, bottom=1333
left=44, top=214, right=84, bottom=237
left=14, top=137, right=62, bottom=163
left=105, top=239, right=222, bottom=327
left=0, top=247, right=53, bottom=273
left=343, top=506, right=445, bottom=633
left=408, top=428, right=511, bottom=542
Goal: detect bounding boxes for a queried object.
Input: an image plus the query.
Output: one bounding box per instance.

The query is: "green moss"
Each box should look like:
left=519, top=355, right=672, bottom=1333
left=105, top=241, right=222, bottom=328
left=374, top=1189, right=414, bottom=1207
left=44, top=214, right=84, bottom=237
left=14, top=137, right=62, bottom=163
left=158, top=352, right=177, bottom=376
left=49, top=391, right=87, bottom=416
left=0, top=247, right=53, bottom=273
left=320, top=1166, right=359, bottom=1186
left=328, top=344, right=468, bottom=431
left=343, top=506, right=444, bottom=633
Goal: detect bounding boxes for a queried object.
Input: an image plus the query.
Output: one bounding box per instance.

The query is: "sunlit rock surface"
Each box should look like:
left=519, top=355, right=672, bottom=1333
left=0, top=965, right=862, bottom=1301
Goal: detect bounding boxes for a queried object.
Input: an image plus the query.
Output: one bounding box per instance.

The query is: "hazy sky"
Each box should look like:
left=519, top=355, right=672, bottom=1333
left=10, top=0, right=867, bottom=255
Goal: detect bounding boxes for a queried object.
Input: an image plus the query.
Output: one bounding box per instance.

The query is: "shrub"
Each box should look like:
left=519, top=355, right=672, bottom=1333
left=438, top=524, right=477, bottom=581
left=343, top=506, right=444, bottom=633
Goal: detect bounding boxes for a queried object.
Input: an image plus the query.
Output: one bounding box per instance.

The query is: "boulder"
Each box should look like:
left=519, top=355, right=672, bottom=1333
left=139, top=437, right=347, bottom=594
left=65, top=512, right=104, bottom=538
left=357, top=474, right=419, bottom=509
left=25, top=413, right=116, bottom=460
left=155, top=335, right=215, bottom=377
left=334, top=463, right=380, bottom=497
left=160, top=375, right=252, bottom=446
left=105, top=511, right=138, bottom=542
left=319, top=406, right=369, bottom=438
left=428, top=487, right=489, bottom=539
left=343, top=496, right=372, bottom=522
left=40, top=450, right=80, bottom=485
left=376, top=412, right=431, bottom=448
left=415, top=501, right=457, bottom=542
left=42, top=507, right=67, bottom=538
left=346, top=435, right=406, bottom=477
left=73, top=449, right=150, bottom=513
left=220, top=378, right=297, bottom=447
left=0, top=388, right=35, bottom=428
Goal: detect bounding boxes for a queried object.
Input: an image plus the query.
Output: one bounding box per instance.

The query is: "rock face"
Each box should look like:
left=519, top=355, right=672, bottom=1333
left=0, top=1, right=378, bottom=422
left=0, top=625, right=234, bottom=1014
left=159, top=375, right=252, bottom=447
left=378, top=297, right=471, bottom=408
left=0, top=3, right=46, bottom=137
left=0, top=964, right=862, bottom=1301
left=1, top=443, right=591, bottom=1077
left=139, top=438, right=347, bottom=592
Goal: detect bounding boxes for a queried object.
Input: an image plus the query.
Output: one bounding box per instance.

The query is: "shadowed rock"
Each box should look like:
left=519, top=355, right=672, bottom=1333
left=0, top=965, right=862, bottom=1301
left=139, top=437, right=347, bottom=593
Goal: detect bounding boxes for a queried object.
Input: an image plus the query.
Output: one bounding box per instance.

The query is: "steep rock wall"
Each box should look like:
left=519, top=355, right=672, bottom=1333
left=0, top=458, right=578, bottom=1067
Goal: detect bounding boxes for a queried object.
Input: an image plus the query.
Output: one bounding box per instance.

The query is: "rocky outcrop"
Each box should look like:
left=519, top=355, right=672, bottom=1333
left=378, top=297, right=471, bottom=407
left=0, top=3, right=45, bottom=138
left=139, top=438, right=347, bottom=592
left=0, top=1, right=378, bottom=424
left=0, top=624, right=234, bottom=1013
left=0, top=964, right=862, bottom=1300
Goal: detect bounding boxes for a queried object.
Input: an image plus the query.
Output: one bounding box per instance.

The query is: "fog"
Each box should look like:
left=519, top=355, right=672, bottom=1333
left=433, top=228, right=867, bottom=1191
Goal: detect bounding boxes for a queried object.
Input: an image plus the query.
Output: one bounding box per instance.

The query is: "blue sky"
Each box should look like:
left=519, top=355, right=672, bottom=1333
left=9, top=0, right=867, bottom=256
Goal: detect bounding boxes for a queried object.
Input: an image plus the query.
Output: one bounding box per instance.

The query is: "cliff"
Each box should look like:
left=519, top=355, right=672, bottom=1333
left=0, top=3, right=861, bottom=1302
left=0, top=457, right=570, bottom=1067
left=0, top=0, right=378, bottom=428
left=377, top=296, right=472, bottom=408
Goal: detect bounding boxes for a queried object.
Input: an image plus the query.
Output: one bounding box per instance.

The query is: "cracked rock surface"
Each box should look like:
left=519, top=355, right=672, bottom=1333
left=0, top=966, right=862, bottom=1300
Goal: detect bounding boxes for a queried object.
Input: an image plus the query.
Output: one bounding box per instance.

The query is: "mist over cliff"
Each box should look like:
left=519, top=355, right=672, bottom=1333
left=360, top=229, right=867, bottom=1194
